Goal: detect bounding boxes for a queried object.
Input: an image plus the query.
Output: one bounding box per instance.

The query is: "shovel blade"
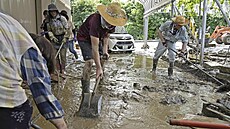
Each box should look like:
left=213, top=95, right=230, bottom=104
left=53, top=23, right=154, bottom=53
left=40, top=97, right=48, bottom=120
left=78, top=93, right=103, bottom=118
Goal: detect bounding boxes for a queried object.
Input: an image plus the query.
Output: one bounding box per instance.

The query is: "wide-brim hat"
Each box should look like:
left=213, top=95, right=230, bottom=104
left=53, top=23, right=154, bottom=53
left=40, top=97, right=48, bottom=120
left=97, top=2, right=127, bottom=26
left=172, top=16, right=189, bottom=26
left=48, top=3, right=58, bottom=11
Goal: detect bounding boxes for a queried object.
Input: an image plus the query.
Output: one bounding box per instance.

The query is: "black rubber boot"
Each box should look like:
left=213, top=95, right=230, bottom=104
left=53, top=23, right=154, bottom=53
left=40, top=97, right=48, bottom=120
left=168, top=62, right=174, bottom=77
left=81, top=79, right=90, bottom=95
left=152, top=59, right=158, bottom=79
left=74, top=53, right=78, bottom=59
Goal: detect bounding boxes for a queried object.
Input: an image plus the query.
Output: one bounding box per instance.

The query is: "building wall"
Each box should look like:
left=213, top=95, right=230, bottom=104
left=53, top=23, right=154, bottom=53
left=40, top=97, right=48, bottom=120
left=0, top=0, right=37, bottom=33
left=0, top=0, right=71, bottom=34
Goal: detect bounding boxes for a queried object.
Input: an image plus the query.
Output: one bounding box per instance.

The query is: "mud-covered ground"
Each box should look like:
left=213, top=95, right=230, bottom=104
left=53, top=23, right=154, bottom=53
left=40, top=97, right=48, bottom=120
left=31, top=47, right=229, bottom=129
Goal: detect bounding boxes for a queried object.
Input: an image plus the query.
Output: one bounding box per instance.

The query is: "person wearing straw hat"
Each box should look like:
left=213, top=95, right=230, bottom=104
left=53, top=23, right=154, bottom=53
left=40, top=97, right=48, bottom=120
left=152, top=15, right=189, bottom=79
left=77, top=2, right=127, bottom=96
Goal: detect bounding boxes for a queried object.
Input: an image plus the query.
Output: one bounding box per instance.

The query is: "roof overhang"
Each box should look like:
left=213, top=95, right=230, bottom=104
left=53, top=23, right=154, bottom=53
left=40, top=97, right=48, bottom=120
left=137, top=0, right=172, bottom=18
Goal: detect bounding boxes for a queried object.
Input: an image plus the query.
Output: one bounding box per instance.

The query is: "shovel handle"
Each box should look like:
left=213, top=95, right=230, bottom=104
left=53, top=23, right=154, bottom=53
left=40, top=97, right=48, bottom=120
left=167, top=47, right=224, bottom=86
left=87, top=77, right=101, bottom=107
left=92, top=77, right=101, bottom=95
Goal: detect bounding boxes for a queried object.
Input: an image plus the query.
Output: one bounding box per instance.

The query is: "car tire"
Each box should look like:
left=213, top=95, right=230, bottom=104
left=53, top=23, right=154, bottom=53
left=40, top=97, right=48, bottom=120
left=216, top=36, right=222, bottom=44
left=223, top=35, right=230, bottom=45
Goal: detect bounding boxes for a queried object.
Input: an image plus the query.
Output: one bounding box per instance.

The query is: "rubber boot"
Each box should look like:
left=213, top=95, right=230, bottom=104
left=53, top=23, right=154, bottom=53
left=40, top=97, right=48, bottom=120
left=81, top=79, right=90, bottom=96
left=168, top=62, right=174, bottom=78
left=152, top=59, right=158, bottom=79
left=74, top=53, right=78, bottom=59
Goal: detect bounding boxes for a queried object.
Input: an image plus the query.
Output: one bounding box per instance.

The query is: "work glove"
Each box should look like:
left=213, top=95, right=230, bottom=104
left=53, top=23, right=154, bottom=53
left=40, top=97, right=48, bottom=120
left=62, top=38, right=68, bottom=44
left=162, top=41, right=167, bottom=47
left=178, top=51, right=186, bottom=57
left=52, top=37, right=59, bottom=43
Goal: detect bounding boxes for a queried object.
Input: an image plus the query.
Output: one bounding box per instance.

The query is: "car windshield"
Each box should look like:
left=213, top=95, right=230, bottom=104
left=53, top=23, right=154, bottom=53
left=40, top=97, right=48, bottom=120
left=114, top=26, right=128, bottom=34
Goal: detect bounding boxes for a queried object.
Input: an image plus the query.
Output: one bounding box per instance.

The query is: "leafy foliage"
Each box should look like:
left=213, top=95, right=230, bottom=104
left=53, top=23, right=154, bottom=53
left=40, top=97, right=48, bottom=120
left=148, top=13, right=170, bottom=39
left=71, top=0, right=230, bottom=40
left=71, top=0, right=96, bottom=30
left=176, top=0, right=229, bottom=34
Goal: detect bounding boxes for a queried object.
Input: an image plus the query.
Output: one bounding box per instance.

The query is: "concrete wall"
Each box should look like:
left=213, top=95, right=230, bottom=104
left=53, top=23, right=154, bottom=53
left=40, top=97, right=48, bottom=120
left=0, top=0, right=71, bottom=34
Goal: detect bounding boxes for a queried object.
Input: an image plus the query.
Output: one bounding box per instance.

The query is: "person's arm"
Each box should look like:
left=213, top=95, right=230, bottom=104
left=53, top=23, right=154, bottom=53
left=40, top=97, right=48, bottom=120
left=157, top=21, right=171, bottom=45
left=102, top=33, right=110, bottom=59
left=157, top=29, right=166, bottom=43
left=181, top=42, right=187, bottom=53
left=90, top=36, right=103, bottom=78
left=181, top=28, right=189, bottom=53
left=47, top=21, right=58, bottom=43
left=20, top=48, right=67, bottom=129
left=61, top=16, right=70, bottom=42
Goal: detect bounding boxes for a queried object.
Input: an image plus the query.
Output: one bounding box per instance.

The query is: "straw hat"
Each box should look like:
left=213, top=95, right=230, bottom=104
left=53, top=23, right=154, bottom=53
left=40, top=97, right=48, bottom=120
left=171, top=16, right=189, bottom=26
left=97, top=2, right=127, bottom=26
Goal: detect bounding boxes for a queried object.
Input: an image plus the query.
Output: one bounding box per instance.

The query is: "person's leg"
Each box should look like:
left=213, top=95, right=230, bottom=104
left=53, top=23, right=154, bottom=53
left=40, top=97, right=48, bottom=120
left=53, top=47, right=62, bottom=73
left=68, top=40, right=78, bottom=59
left=78, top=41, right=93, bottom=95
left=152, top=41, right=167, bottom=78
left=60, top=47, right=67, bottom=73
left=167, top=42, right=176, bottom=77
left=0, top=100, right=33, bottom=129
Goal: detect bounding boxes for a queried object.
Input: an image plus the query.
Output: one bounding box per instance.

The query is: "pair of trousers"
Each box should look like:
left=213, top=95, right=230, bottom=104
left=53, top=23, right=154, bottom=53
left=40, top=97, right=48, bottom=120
left=153, top=40, right=177, bottom=62
left=0, top=100, right=33, bottom=129
left=68, top=40, right=77, bottom=55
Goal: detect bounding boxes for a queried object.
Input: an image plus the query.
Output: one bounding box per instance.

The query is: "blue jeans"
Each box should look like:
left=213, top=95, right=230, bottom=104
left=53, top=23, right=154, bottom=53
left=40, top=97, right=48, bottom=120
left=68, top=40, right=77, bottom=55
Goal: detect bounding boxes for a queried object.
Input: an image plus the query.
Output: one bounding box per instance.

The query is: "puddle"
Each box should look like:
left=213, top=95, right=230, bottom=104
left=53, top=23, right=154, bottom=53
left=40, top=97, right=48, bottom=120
left=31, top=53, right=226, bottom=129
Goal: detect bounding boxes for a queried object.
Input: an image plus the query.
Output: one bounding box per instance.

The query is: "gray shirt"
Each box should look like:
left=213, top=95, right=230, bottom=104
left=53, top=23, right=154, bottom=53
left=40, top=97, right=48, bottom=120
left=159, top=21, right=188, bottom=43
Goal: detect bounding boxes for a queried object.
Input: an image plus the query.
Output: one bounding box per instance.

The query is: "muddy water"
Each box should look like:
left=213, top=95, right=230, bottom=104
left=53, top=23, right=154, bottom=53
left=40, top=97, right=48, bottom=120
left=31, top=53, right=225, bottom=129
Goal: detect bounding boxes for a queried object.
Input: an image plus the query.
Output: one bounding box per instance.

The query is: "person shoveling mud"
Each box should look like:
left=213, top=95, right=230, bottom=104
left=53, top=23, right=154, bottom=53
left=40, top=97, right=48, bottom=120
left=151, top=15, right=189, bottom=79
left=76, top=2, right=128, bottom=117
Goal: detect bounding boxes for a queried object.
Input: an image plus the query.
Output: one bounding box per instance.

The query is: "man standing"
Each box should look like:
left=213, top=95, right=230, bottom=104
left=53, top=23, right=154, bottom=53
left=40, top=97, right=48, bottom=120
left=46, top=3, right=69, bottom=74
left=40, top=10, right=50, bottom=40
left=77, top=2, right=127, bottom=95
left=60, top=10, right=79, bottom=60
left=0, top=12, right=67, bottom=129
left=152, top=16, right=189, bottom=78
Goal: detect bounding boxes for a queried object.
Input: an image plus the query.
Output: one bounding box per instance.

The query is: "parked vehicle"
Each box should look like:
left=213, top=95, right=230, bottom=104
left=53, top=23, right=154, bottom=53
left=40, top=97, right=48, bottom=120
left=209, top=26, right=230, bottom=45
left=108, top=26, right=135, bottom=53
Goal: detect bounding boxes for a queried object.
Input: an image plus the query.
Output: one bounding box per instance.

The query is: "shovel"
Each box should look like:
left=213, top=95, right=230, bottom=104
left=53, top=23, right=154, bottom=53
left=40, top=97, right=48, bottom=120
left=167, top=47, right=224, bottom=86
left=78, top=77, right=103, bottom=118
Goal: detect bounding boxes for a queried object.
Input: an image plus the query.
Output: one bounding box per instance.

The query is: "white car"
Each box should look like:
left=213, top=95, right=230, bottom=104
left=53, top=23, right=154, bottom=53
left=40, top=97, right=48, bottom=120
left=108, top=26, right=135, bottom=53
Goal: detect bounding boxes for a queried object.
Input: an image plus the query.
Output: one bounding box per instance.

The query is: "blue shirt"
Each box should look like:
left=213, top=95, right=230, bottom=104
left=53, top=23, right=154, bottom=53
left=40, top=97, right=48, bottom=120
left=21, top=48, right=64, bottom=120
left=159, top=21, right=188, bottom=43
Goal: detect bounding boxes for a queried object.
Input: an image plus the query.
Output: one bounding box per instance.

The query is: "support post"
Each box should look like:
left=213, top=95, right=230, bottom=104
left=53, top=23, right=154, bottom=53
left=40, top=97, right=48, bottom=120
left=215, top=0, right=230, bottom=26
left=171, top=0, right=175, bottom=17
left=200, top=0, right=207, bottom=65
left=141, top=16, right=149, bottom=49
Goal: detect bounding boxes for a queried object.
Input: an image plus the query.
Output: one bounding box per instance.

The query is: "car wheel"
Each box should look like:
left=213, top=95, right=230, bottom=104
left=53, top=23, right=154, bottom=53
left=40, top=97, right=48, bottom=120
left=223, top=35, right=230, bottom=45
left=216, top=36, right=222, bottom=44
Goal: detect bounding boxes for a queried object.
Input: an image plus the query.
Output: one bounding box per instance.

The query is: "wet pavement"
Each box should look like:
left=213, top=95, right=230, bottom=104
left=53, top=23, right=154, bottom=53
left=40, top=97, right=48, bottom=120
left=30, top=42, right=229, bottom=129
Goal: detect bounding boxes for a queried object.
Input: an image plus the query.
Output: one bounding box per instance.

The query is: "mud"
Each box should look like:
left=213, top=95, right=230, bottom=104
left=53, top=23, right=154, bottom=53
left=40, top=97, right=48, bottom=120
left=31, top=53, right=228, bottom=129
